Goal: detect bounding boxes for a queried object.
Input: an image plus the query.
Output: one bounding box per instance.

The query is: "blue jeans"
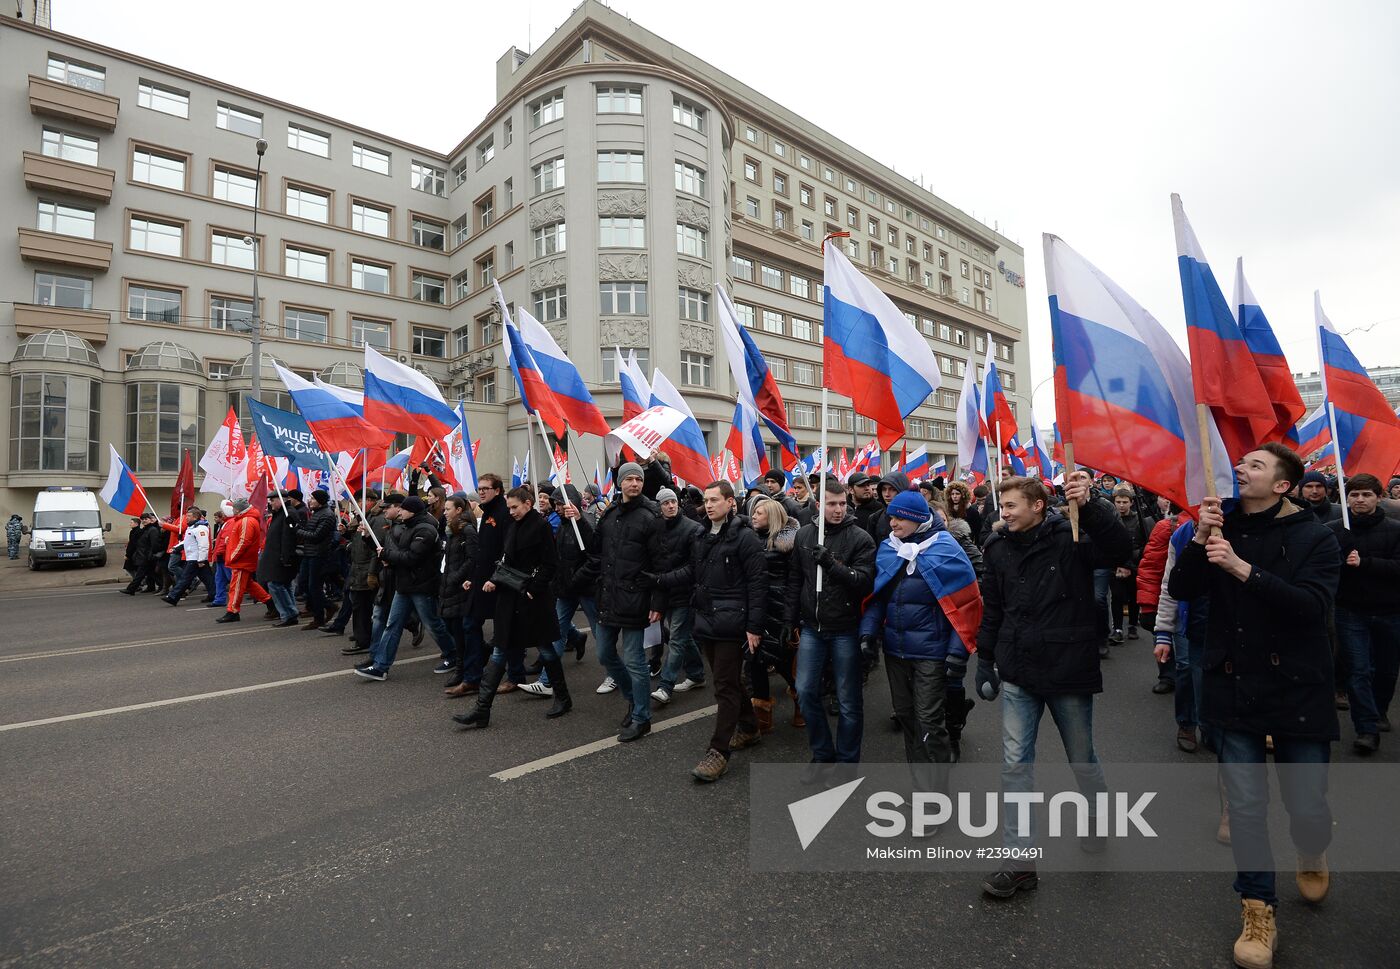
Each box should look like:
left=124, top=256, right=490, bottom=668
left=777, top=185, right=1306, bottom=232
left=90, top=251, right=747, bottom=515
left=1335, top=608, right=1400, bottom=735
left=596, top=624, right=651, bottom=724
left=1217, top=729, right=1332, bottom=906
left=796, top=630, right=863, bottom=763
left=1000, top=681, right=1107, bottom=851
left=268, top=581, right=296, bottom=620
left=451, top=614, right=486, bottom=684
left=657, top=604, right=705, bottom=692
left=212, top=562, right=231, bottom=604
left=1172, top=633, right=1203, bottom=729
left=169, top=560, right=213, bottom=600
left=1091, top=568, right=1112, bottom=641
left=370, top=592, right=452, bottom=671
left=542, top=595, right=597, bottom=686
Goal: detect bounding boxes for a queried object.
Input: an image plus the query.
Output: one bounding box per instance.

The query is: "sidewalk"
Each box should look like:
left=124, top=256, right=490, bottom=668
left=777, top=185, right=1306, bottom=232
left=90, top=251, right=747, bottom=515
left=0, top=548, right=131, bottom=593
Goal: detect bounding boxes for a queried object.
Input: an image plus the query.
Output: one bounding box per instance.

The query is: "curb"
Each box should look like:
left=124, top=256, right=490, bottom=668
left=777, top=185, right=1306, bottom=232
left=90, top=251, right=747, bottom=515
left=82, top=577, right=124, bottom=587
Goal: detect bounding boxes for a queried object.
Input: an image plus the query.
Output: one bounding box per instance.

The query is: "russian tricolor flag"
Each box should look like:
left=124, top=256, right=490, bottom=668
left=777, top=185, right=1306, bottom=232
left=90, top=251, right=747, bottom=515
left=930, top=456, right=947, bottom=479
left=1234, top=258, right=1306, bottom=444
left=981, top=341, right=1019, bottom=452
left=99, top=443, right=149, bottom=516
left=648, top=368, right=712, bottom=484
left=275, top=364, right=391, bottom=454
left=822, top=240, right=942, bottom=448
left=1293, top=404, right=1331, bottom=460
left=607, top=405, right=711, bottom=487
left=617, top=347, right=650, bottom=423
left=955, top=347, right=989, bottom=485
left=1317, top=292, right=1400, bottom=482
left=724, top=398, right=770, bottom=486
left=717, top=285, right=798, bottom=459
left=901, top=445, right=931, bottom=481
left=364, top=345, right=458, bottom=441
left=1029, top=418, right=1055, bottom=480
left=504, top=282, right=610, bottom=437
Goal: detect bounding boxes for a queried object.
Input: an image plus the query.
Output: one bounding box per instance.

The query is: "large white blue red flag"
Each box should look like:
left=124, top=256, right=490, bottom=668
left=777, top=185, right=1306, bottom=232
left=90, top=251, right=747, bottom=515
left=955, top=347, right=989, bottom=485
left=1029, top=417, right=1055, bottom=480
left=606, top=405, right=710, bottom=486
left=716, top=285, right=798, bottom=459
left=503, top=282, right=610, bottom=437
left=901, top=446, right=931, bottom=481
left=275, top=364, right=391, bottom=454
left=1293, top=403, right=1330, bottom=461
left=1044, top=233, right=1233, bottom=509
left=1316, top=292, right=1400, bottom=481
left=822, top=240, right=941, bottom=448
left=724, top=398, right=769, bottom=486
left=981, top=340, right=1018, bottom=453
left=364, top=344, right=458, bottom=441
left=617, top=348, right=651, bottom=423
left=1234, top=258, right=1306, bottom=446
left=100, top=443, right=149, bottom=516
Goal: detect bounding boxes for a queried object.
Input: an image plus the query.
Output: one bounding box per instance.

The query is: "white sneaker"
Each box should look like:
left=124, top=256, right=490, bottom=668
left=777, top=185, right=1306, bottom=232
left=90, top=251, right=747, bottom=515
left=673, top=678, right=703, bottom=693
left=651, top=687, right=671, bottom=704
left=596, top=676, right=617, bottom=694
left=519, top=680, right=554, bottom=697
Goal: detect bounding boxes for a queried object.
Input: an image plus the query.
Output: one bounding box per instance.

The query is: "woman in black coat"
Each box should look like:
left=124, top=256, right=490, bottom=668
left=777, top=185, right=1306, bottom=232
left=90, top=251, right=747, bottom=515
left=455, top=487, right=566, bottom=727
left=439, top=495, right=481, bottom=693
left=746, top=498, right=800, bottom=732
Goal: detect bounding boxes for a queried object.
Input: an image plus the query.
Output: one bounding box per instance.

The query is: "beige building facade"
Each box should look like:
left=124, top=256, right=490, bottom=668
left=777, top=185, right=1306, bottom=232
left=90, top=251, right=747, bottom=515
left=0, top=2, right=1025, bottom=521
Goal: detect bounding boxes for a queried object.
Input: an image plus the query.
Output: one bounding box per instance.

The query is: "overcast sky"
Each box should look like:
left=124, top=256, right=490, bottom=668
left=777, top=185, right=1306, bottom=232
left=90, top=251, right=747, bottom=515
left=54, top=0, right=1399, bottom=419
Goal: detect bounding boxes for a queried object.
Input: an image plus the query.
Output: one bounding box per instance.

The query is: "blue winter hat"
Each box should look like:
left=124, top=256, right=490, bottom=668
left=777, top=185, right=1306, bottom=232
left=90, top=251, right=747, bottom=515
left=888, top=491, right=931, bottom=524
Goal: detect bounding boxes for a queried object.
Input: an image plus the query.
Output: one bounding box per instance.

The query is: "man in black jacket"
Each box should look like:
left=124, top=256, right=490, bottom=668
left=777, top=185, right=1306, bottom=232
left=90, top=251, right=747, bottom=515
left=294, top=489, right=337, bottom=629
left=651, top=487, right=706, bottom=705
left=656, top=481, right=767, bottom=782
left=579, top=461, right=664, bottom=742
left=977, top=474, right=1128, bottom=900
left=356, top=496, right=454, bottom=681
left=471, top=475, right=525, bottom=690
left=259, top=493, right=303, bottom=625
left=849, top=473, right=886, bottom=536
left=1169, top=443, right=1340, bottom=969
left=119, top=513, right=163, bottom=595
left=787, top=478, right=876, bottom=778
left=1298, top=470, right=1343, bottom=524
left=1328, top=473, right=1400, bottom=754
left=521, top=483, right=594, bottom=698
left=762, top=469, right=805, bottom=523
left=1069, top=469, right=1122, bottom=658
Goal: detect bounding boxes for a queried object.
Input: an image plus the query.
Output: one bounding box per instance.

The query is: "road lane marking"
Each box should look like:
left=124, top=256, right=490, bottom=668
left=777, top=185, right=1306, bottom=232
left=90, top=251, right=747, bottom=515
left=0, top=655, right=437, bottom=732
left=0, top=626, right=267, bottom=663
left=0, top=587, right=130, bottom=603
left=490, top=704, right=720, bottom=782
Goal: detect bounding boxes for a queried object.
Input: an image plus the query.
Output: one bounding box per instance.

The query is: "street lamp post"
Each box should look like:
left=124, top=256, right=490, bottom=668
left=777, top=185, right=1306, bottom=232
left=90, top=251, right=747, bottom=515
left=248, top=138, right=268, bottom=414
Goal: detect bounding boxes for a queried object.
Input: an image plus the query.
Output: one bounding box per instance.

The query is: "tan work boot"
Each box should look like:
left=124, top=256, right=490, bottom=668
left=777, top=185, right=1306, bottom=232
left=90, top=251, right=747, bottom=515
left=1296, top=852, right=1329, bottom=903
left=1233, top=898, right=1277, bottom=969
left=730, top=727, right=762, bottom=751
left=752, top=697, right=775, bottom=734
left=691, top=748, right=729, bottom=783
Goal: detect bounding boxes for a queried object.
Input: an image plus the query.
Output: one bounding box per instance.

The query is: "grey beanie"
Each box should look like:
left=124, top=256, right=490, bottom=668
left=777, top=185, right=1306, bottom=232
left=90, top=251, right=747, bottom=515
left=618, top=461, right=645, bottom=482
left=656, top=487, right=678, bottom=504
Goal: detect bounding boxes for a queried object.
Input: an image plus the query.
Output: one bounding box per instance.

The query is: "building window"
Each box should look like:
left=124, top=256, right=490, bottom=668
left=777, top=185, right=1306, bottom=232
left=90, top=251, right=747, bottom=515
left=475, top=192, right=495, bottom=233
left=847, top=207, right=858, bottom=228
left=352, top=142, right=390, bottom=175
left=960, top=259, right=970, bottom=279
left=532, top=156, right=565, bottom=195
left=37, top=199, right=95, bottom=239
left=732, top=255, right=754, bottom=281
left=410, top=161, right=445, bottom=196
left=452, top=324, right=471, bottom=356
left=352, top=317, right=391, bottom=350
left=600, top=281, right=647, bottom=315
left=533, top=287, right=567, bottom=321
left=923, top=270, right=934, bottom=288
left=41, top=127, right=99, bottom=165
left=847, top=239, right=859, bottom=260
left=773, top=205, right=791, bottom=231
left=824, top=196, right=836, bottom=217
left=210, top=295, right=253, bottom=331
left=350, top=200, right=390, bottom=237
left=681, top=352, right=712, bottom=388
left=477, top=373, right=497, bottom=403
left=412, top=326, right=447, bottom=358
left=676, top=224, right=709, bottom=258
left=768, top=357, right=787, bottom=381
left=733, top=302, right=755, bottom=327
left=208, top=361, right=234, bottom=381
left=599, top=216, right=645, bottom=248
left=452, top=215, right=470, bottom=248
left=761, top=310, right=783, bottom=334
left=503, top=117, right=513, bottom=146
left=284, top=307, right=329, bottom=343
left=799, top=184, right=813, bottom=207
left=597, top=150, right=644, bottom=183
left=212, top=165, right=258, bottom=205
left=792, top=361, right=816, bottom=386
left=128, top=215, right=183, bottom=255
left=477, top=311, right=501, bottom=346
left=868, top=218, right=879, bottom=237
left=674, top=161, right=706, bottom=196
left=412, top=272, right=446, bottom=304
left=596, top=86, right=642, bottom=114
left=801, top=220, right=815, bottom=241
left=131, top=147, right=186, bottom=190
left=822, top=166, right=835, bottom=183
left=287, top=123, right=330, bottom=157
left=33, top=272, right=92, bottom=309
left=503, top=177, right=514, bottom=209
left=600, top=347, right=650, bottom=383
left=125, top=382, right=203, bottom=473
left=760, top=265, right=783, bottom=289
left=744, top=197, right=760, bottom=219
left=744, top=159, right=759, bottom=182
left=352, top=259, right=391, bottom=294
left=284, top=245, right=328, bottom=282
left=745, top=125, right=759, bottom=143
left=887, top=256, right=899, bottom=275
left=673, top=97, right=706, bottom=132
left=678, top=288, right=709, bottom=322
left=412, top=217, right=446, bottom=250
left=452, top=271, right=471, bottom=302
left=845, top=177, right=857, bottom=193
left=211, top=231, right=256, bottom=269
left=961, top=286, right=971, bottom=305
left=532, top=221, right=566, bottom=258
left=476, top=137, right=495, bottom=167
left=791, top=317, right=814, bottom=341
left=216, top=101, right=262, bottom=137
left=47, top=55, right=105, bottom=92
left=790, top=402, right=816, bottom=428
left=888, top=227, right=899, bottom=246
left=476, top=253, right=494, bottom=289
left=788, top=275, right=811, bottom=300
left=127, top=284, right=182, bottom=323
left=285, top=185, right=329, bottom=223
left=530, top=91, right=565, bottom=128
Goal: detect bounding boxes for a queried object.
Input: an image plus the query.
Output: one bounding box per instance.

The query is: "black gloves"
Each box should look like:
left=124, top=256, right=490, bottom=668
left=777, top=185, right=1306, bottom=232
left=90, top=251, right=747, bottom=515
left=945, top=655, right=968, bottom=685
left=637, top=571, right=659, bottom=588
left=975, top=653, right=1001, bottom=701
left=814, top=545, right=837, bottom=569
left=859, top=635, right=879, bottom=664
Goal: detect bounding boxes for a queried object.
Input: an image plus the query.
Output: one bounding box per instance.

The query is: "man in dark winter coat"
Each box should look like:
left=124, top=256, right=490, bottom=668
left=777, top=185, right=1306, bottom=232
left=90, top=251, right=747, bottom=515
left=1327, top=473, right=1400, bottom=754
left=655, top=481, right=768, bottom=782
left=469, top=475, right=520, bottom=688
left=356, top=496, right=454, bottom=680
left=977, top=474, right=1128, bottom=900
left=640, top=452, right=674, bottom=501
left=651, top=487, right=706, bottom=705
left=787, top=478, right=877, bottom=777
left=520, top=483, right=594, bottom=698
left=258, top=492, right=303, bottom=625
left=293, top=489, right=337, bottom=629
left=850, top=473, right=887, bottom=536
left=867, top=472, right=910, bottom=544
left=762, top=469, right=805, bottom=523
left=579, top=461, right=664, bottom=742
left=1298, top=470, right=1343, bottom=524
left=1070, top=469, right=1124, bottom=657
left=1168, top=443, right=1340, bottom=969
left=119, top=512, right=163, bottom=595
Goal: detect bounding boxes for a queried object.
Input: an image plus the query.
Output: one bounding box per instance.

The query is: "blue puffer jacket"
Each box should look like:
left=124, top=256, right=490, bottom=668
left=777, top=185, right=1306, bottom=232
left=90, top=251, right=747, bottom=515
left=860, top=519, right=969, bottom=674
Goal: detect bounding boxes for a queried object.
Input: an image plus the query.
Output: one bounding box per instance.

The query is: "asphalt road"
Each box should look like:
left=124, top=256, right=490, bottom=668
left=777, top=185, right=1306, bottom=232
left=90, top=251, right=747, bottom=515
left=2, top=586, right=1397, bottom=969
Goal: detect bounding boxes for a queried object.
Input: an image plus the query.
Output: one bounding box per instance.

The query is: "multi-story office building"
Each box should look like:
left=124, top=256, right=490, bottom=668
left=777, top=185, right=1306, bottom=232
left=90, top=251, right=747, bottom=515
left=1294, top=366, right=1400, bottom=413
left=0, top=2, right=1025, bottom=516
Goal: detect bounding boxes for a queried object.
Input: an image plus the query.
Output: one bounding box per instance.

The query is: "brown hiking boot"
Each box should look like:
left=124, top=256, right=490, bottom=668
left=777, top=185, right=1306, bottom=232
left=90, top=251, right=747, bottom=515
left=497, top=680, right=518, bottom=694
left=444, top=682, right=478, bottom=697
left=1177, top=726, right=1199, bottom=753
left=1232, top=898, right=1276, bottom=969
left=730, top=727, right=762, bottom=751
left=752, top=697, right=775, bottom=734
left=1296, top=852, right=1329, bottom=903
left=691, top=748, right=729, bottom=783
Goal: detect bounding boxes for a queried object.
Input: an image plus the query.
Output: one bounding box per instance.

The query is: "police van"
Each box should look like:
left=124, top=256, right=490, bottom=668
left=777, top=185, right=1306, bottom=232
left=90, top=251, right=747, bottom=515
left=27, top=486, right=110, bottom=570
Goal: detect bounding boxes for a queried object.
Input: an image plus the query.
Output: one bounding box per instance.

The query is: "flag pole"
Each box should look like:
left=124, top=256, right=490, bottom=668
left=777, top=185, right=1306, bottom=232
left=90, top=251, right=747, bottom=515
left=1326, top=401, right=1351, bottom=529
left=531, top=410, right=585, bottom=548
left=263, top=455, right=287, bottom=511
left=324, top=450, right=381, bottom=552
left=1063, top=441, right=1080, bottom=541
left=816, top=386, right=829, bottom=594
left=1195, top=403, right=1219, bottom=540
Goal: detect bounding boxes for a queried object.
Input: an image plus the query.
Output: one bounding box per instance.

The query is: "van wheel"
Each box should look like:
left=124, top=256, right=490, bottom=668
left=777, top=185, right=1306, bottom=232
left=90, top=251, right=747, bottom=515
left=27, top=558, right=41, bottom=571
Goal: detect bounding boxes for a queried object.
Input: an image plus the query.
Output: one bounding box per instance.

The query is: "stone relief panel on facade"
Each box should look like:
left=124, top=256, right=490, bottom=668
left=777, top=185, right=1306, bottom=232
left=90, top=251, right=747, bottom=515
left=545, top=321, right=569, bottom=351
left=596, top=189, right=647, bottom=216
left=599, top=318, right=651, bottom=348
left=674, top=198, right=711, bottom=230
left=528, top=196, right=566, bottom=230
left=676, top=259, right=713, bottom=291
left=678, top=323, right=714, bottom=354
left=597, top=253, right=648, bottom=281
left=528, top=257, right=567, bottom=291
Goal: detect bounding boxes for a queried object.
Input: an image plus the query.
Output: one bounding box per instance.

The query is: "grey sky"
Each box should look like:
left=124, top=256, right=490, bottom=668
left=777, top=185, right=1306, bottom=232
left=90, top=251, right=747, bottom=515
left=54, top=0, right=1399, bottom=419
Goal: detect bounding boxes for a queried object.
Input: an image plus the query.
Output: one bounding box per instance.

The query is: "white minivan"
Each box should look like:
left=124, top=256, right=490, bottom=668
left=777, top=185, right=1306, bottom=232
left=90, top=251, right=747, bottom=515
left=28, top=486, right=110, bottom=570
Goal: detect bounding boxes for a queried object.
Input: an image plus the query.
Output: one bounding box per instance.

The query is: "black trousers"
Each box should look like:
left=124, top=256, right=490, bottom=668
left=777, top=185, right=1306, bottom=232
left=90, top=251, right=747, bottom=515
left=1110, top=575, right=1140, bottom=631
left=124, top=560, right=159, bottom=593
left=350, top=588, right=374, bottom=646
left=700, top=638, right=757, bottom=756
left=884, top=654, right=952, bottom=777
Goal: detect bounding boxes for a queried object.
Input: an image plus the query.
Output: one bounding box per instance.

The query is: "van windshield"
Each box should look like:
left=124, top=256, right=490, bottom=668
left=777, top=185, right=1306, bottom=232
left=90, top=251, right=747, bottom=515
left=35, top=510, right=101, bottom=530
